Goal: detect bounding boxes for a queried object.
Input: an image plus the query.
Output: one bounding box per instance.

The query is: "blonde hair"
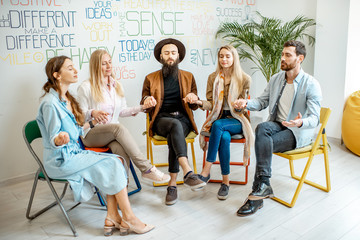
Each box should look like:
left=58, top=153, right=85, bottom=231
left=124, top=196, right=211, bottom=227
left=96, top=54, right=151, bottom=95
left=89, top=49, right=124, bottom=102
left=215, top=45, right=250, bottom=95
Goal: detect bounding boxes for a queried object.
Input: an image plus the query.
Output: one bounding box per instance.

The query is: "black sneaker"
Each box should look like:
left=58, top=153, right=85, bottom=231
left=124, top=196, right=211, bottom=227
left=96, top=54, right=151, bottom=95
left=217, top=183, right=229, bottom=200
left=165, top=186, right=178, bottom=205
left=197, top=174, right=211, bottom=183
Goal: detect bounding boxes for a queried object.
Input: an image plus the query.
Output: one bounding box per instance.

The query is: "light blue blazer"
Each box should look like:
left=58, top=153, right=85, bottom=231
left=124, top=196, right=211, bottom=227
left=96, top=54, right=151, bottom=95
left=36, top=88, right=127, bottom=202
left=247, top=69, right=322, bottom=148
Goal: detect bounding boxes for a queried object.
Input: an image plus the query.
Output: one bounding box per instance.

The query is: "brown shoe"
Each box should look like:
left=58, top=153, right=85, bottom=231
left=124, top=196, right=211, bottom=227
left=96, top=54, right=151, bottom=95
left=165, top=186, right=178, bottom=205
left=184, top=172, right=206, bottom=191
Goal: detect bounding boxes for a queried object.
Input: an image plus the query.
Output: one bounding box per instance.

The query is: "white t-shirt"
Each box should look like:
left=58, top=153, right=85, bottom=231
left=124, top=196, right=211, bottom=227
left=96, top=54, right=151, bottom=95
left=276, top=83, right=295, bottom=122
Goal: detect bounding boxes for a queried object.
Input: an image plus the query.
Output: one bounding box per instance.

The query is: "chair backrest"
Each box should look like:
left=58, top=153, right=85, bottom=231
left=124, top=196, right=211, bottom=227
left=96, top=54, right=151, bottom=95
left=23, top=120, right=42, bottom=144
left=311, top=107, right=331, bottom=152
left=23, top=120, right=45, bottom=171
left=320, top=107, right=331, bottom=127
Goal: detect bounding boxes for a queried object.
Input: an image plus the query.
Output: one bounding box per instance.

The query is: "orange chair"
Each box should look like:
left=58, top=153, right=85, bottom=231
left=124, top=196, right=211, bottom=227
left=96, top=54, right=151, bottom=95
left=201, top=110, right=250, bottom=185
left=78, top=140, right=142, bottom=197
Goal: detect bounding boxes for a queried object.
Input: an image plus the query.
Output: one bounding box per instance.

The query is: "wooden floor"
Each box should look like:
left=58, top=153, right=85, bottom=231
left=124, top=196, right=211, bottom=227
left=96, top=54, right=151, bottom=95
left=1, top=137, right=360, bottom=240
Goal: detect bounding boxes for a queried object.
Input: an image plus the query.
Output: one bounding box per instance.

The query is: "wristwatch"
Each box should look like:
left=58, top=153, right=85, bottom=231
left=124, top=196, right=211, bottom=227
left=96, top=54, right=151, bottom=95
left=89, top=120, right=95, bottom=128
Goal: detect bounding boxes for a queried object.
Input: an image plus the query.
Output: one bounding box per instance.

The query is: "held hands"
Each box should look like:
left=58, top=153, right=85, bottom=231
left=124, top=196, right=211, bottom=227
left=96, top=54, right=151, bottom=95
left=54, top=132, right=70, bottom=146
left=183, top=93, right=199, bottom=104
left=282, top=112, right=303, bottom=128
left=143, top=96, right=157, bottom=109
left=92, top=110, right=109, bottom=124
left=232, top=99, right=247, bottom=110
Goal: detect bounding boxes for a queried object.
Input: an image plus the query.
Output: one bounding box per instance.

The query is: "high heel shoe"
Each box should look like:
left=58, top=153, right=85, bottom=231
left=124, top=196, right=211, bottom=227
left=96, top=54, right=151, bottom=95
left=103, top=217, right=121, bottom=236
left=119, top=219, right=155, bottom=235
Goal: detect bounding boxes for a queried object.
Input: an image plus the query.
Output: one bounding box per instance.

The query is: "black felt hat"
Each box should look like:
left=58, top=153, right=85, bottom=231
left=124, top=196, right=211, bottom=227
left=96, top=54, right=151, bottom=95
left=154, top=38, right=186, bottom=63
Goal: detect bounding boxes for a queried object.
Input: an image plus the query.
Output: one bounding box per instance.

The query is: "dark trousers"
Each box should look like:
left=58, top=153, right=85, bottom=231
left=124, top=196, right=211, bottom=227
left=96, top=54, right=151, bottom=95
left=253, top=121, right=296, bottom=189
left=153, top=112, right=191, bottom=173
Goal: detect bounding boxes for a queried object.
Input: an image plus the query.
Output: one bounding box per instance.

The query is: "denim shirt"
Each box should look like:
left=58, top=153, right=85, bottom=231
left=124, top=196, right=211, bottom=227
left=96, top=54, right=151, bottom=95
left=247, top=69, right=322, bottom=148
left=36, top=88, right=84, bottom=176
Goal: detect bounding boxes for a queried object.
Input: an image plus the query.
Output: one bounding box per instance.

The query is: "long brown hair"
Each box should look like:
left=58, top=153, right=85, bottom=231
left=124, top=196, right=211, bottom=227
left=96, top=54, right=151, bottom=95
left=42, top=56, right=84, bottom=125
left=89, top=49, right=124, bottom=102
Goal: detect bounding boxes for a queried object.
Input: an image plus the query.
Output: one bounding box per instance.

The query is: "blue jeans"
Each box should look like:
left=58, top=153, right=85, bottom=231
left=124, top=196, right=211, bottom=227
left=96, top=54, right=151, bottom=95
left=206, top=118, right=243, bottom=175
left=253, top=121, right=296, bottom=189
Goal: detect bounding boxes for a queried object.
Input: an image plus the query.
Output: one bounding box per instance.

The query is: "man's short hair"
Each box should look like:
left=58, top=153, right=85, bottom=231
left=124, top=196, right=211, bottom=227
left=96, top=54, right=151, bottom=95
left=283, top=40, right=306, bottom=59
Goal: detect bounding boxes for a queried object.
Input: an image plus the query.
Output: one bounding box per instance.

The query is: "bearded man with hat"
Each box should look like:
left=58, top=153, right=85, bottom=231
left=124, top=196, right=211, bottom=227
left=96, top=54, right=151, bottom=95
left=141, top=38, right=206, bottom=205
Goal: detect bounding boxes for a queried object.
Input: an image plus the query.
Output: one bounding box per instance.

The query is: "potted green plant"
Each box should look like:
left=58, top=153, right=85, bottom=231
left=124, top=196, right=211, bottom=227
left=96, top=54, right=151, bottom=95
left=216, top=12, right=316, bottom=82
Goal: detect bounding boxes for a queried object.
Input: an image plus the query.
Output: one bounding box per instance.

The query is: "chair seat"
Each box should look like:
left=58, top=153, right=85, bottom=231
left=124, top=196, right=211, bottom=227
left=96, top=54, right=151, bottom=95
left=282, top=143, right=330, bottom=155
left=38, top=171, right=67, bottom=182
left=200, top=131, right=244, bottom=139
left=153, top=131, right=197, bottom=141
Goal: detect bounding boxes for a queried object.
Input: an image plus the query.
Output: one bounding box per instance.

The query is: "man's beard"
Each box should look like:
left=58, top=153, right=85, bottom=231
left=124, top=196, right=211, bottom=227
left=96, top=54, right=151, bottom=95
left=280, top=60, right=297, bottom=71
left=161, top=58, right=179, bottom=78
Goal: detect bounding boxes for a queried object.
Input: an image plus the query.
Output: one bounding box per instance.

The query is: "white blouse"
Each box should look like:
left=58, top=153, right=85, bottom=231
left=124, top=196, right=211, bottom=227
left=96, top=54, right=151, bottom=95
left=77, top=78, right=143, bottom=127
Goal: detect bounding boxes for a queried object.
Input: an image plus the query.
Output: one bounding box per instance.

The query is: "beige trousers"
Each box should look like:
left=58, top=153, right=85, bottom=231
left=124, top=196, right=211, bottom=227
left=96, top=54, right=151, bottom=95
left=81, top=123, right=152, bottom=173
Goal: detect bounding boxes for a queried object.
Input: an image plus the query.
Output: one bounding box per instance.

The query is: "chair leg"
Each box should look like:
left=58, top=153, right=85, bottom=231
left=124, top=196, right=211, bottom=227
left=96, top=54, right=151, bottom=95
left=26, top=169, right=69, bottom=220
left=146, top=135, right=150, bottom=160
left=202, top=145, right=249, bottom=185
left=323, top=145, right=331, bottom=192
left=190, top=142, right=197, bottom=174
left=26, top=169, right=50, bottom=220
left=128, top=161, right=142, bottom=196
left=95, top=186, right=107, bottom=207
left=26, top=170, right=78, bottom=237
left=149, top=138, right=154, bottom=165
left=45, top=179, right=78, bottom=237
left=272, top=153, right=330, bottom=208
left=153, top=142, right=196, bottom=187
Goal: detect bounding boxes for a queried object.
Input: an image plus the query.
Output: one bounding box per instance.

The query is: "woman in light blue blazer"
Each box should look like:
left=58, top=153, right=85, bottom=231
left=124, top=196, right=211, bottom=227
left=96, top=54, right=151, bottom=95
left=36, top=56, right=154, bottom=236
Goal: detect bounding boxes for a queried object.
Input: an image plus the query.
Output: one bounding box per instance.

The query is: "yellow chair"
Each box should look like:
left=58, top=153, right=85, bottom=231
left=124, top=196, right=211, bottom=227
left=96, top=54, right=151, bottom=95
left=145, top=113, right=198, bottom=187
left=271, top=107, right=331, bottom=208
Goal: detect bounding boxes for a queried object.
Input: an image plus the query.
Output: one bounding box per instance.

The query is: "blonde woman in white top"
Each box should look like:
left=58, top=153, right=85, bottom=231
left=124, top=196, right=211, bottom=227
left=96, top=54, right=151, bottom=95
left=77, top=50, right=170, bottom=193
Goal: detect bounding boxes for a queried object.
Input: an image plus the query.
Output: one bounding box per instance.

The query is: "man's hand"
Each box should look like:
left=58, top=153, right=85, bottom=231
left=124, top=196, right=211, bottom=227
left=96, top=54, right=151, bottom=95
left=282, top=112, right=303, bottom=128
left=54, top=132, right=70, bottom=146
left=92, top=110, right=109, bottom=124
left=184, top=93, right=199, bottom=104
left=232, top=98, right=247, bottom=110
left=143, top=96, right=157, bottom=109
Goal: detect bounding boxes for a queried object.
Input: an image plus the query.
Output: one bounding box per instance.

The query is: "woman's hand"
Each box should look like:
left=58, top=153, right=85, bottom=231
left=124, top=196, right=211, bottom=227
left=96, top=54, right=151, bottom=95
left=184, top=93, right=199, bottom=104
left=91, top=110, right=109, bottom=124
left=54, top=132, right=70, bottom=146
left=143, top=96, right=157, bottom=109
left=233, top=99, right=247, bottom=110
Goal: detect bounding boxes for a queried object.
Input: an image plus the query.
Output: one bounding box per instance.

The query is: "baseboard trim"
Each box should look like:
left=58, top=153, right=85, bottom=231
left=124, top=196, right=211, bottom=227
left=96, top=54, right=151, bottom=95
left=0, top=172, right=35, bottom=187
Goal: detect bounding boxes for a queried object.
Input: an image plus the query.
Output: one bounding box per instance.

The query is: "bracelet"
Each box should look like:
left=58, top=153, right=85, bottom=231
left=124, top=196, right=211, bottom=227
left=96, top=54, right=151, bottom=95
left=89, top=120, right=95, bottom=128
left=143, top=96, right=150, bottom=102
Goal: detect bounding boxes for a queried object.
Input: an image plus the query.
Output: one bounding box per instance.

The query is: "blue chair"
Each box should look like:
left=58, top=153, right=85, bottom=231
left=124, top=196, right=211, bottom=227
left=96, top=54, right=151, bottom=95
left=78, top=139, right=142, bottom=197
left=23, top=120, right=106, bottom=237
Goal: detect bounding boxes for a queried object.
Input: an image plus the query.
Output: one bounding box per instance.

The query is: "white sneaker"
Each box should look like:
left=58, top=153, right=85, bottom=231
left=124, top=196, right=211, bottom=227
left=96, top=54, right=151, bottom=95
left=142, top=166, right=170, bottom=184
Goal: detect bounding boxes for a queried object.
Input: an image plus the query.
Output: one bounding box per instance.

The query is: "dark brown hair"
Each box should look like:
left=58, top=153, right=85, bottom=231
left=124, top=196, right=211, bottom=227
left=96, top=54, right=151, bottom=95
left=42, top=56, right=84, bottom=125
left=283, top=40, right=306, bottom=59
